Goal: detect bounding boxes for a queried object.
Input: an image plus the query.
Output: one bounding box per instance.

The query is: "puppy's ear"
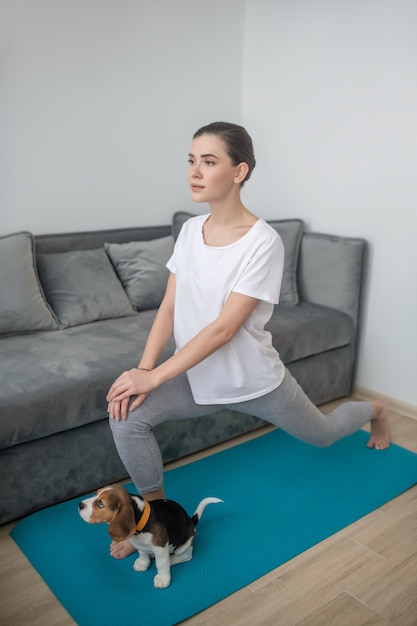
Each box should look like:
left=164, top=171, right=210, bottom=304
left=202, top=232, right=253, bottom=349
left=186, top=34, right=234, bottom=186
left=107, top=487, right=137, bottom=541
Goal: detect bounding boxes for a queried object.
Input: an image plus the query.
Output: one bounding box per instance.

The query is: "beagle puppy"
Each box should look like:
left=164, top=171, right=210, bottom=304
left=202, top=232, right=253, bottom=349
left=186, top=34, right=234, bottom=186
left=78, top=484, right=222, bottom=588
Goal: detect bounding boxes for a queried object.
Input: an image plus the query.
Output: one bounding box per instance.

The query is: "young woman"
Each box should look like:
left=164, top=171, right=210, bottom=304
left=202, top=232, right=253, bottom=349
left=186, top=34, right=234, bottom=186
left=107, top=122, right=389, bottom=559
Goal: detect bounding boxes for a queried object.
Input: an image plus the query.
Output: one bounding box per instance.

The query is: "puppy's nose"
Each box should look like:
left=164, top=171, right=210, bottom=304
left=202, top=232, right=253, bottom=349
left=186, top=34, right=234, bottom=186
left=78, top=502, right=85, bottom=511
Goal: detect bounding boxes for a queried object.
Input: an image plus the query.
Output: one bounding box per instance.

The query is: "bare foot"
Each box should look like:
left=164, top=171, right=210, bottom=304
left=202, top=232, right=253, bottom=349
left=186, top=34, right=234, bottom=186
left=367, top=399, right=390, bottom=450
left=110, top=539, right=136, bottom=559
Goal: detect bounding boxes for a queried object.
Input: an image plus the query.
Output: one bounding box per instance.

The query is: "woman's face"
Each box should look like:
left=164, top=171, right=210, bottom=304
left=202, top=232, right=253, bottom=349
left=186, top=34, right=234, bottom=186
left=188, top=134, right=241, bottom=204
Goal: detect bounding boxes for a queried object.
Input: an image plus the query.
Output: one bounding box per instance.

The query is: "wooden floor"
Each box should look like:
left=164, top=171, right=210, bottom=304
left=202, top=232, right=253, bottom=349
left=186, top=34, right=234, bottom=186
left=1, top=399, right=416, bottom=626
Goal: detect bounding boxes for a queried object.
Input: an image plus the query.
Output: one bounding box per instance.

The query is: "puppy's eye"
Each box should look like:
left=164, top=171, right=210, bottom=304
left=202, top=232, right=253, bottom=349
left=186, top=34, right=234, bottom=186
left=97, top=500, right=104, bottom=509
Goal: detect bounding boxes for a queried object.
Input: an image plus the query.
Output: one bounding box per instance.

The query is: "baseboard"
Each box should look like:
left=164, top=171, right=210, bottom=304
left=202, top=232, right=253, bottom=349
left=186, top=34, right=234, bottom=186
left=354, top=385, right=417, bottom=421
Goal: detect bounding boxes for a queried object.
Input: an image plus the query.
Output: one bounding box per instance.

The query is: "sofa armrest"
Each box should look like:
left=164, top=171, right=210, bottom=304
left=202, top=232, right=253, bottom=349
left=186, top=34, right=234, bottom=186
left=297, top=232, right=367, bottom=329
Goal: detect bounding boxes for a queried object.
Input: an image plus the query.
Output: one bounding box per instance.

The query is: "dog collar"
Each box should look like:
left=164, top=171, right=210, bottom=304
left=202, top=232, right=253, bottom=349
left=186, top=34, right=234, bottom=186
left=136, top=501, right=151, bottom=532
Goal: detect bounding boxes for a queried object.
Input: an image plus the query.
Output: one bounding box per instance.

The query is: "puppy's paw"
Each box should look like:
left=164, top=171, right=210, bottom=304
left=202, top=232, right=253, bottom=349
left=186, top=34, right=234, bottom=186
left=133, top=556, right=150, bottom=572
left=153, top=573, right=171, bottom=588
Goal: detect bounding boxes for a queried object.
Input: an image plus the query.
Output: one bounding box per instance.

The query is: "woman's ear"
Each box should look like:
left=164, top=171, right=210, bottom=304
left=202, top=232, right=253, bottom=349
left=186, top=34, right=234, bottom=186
left=234, top=162, right=249, bottom=185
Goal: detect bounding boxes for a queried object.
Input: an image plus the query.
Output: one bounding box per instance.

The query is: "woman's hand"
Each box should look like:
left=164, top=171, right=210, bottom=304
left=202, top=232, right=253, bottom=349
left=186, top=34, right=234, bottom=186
left=107, top=368, right=154, bottom=421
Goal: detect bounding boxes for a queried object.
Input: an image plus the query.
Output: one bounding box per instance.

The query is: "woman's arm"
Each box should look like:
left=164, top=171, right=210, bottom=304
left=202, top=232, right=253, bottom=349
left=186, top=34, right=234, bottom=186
left=107, top=273, right=176, bottom=419
left=136, top=272, right=176, bottom=371
left=107, top=288, right=260, bottom=419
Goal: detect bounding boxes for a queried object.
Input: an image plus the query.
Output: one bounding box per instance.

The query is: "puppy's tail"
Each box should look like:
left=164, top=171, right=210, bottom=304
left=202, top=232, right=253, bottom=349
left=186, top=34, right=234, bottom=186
left=192, top=497, right=223, bottom=526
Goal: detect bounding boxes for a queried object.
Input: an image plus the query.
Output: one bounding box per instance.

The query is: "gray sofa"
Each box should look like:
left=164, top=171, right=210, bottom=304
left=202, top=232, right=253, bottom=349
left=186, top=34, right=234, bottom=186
left=0, top=213, right=367, bottom=524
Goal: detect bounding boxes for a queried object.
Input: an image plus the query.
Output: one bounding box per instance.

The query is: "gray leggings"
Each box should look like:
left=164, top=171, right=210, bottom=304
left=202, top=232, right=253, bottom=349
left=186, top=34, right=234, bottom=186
left=109, top=368, right=374, bottom=495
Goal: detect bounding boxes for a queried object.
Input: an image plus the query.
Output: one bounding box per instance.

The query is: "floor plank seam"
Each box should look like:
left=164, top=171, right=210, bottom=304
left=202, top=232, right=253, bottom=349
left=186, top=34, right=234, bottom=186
left=344, top=590, right=386, bottom=620
left=348, top=536, right=388, bottom=561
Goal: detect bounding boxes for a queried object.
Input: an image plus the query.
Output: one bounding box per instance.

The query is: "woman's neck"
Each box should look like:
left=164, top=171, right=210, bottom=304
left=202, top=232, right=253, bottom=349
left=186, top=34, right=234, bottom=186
left=203, top=200, right=259, bottom=246
left=207, top=197, right=257, bottom=227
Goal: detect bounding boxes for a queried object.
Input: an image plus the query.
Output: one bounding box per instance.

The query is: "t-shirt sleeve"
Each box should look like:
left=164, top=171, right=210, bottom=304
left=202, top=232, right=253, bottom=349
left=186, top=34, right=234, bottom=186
left=166, top=252, right=175, bottom=273
left=231, top=233, right=284, bottom=304
left=166, top=216, right=192, bottom=274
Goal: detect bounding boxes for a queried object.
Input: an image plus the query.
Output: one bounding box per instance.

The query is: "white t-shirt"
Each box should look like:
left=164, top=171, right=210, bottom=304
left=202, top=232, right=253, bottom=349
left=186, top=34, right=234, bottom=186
left=166, top=214, right=286, bottom=404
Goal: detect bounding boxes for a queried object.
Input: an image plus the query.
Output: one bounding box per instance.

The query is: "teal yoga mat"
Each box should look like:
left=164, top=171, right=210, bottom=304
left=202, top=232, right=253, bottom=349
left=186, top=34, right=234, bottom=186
left=11, top=429, right=417, bottom=626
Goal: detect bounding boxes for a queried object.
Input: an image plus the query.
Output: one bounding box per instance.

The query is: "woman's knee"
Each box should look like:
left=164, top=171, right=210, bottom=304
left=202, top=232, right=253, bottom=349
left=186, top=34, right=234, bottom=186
left=311, top=435, right=335, bottom=448
left=108, top=410, right=152, bottom=441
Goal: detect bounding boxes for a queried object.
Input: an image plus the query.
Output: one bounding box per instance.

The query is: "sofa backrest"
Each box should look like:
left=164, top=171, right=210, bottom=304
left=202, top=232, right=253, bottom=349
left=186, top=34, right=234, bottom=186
left=35, top=225, right=172, bottom=255
left=34, top=223, right=367, bottom=330
left=34, top=221, right=367, bottom=332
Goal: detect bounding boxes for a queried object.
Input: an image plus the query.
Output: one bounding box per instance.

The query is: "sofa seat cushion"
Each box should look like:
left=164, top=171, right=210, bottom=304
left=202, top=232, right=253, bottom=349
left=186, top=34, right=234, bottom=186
left=0, top=311, right=174, bottom=451
left=266, top=302, right=354, bottom=363
left=0, top=303, right=352, bottom=452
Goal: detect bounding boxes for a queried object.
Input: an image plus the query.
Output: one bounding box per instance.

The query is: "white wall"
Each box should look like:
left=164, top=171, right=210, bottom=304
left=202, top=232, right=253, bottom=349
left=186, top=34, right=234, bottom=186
left=0, top=0, right=244, bottom=234
left=242, top=0, right=417, bottom=406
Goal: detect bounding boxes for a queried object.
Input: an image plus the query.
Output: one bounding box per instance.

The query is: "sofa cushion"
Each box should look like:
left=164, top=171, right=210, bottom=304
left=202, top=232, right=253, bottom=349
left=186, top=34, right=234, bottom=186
left=266, top=302, right=353, bottom=363
left=104, top=236, right=174, bottom=311
left=0, top=232, right=58, bottom=335
left=172, top=212, right=304, bottom=305
left=268, top=220, right=304, bottom=305
left=0, top=303, right=352, bottom=451
left=0, top=311, right=174, bottom=450
left=172, top=211, right=194, bottom=240
left=37, top=248, right=135, bottom=328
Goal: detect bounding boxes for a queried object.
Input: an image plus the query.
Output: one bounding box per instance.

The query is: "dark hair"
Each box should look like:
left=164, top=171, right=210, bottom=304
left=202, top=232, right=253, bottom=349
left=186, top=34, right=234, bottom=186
left=193, top=121, right=256, bottom=185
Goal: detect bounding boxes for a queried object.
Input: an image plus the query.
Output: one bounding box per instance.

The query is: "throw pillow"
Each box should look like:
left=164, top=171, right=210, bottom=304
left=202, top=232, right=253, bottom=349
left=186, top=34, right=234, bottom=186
left=0, top=232, right=58, bottom=335
left=172, top=212, right=304, bottom=305
left=37, top=248, right=135, bottom=328
left=172, top=211, right=195, bottom=240
left=268, top=219, right=304, bottom=305
left=105, top=236, right=175, bottom=311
